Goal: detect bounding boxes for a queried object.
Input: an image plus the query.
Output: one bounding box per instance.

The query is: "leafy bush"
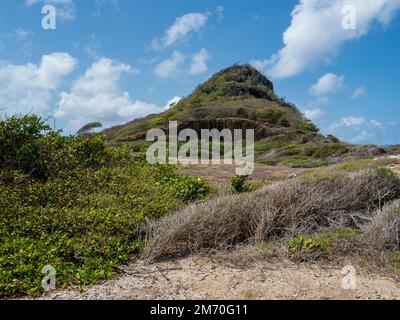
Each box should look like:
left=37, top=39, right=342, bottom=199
left=288, top=229, right=360, bottom=254
left=0, top=115, right=212, bottom=298
left=257, top=108, right=285, bottom=125
left=288, top=235, right=330, bottom=254
left=231, top=175, right=255, bottom=193
left=301, top=120, right=320, bottom=133
left=163, top=176, right=213, bottom=202
left=0, top=115, right=119, bottom=181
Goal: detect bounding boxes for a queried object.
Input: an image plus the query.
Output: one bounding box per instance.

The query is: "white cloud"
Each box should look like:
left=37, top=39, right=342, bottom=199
left=164, top=96, right=182, bottom=110
left=305, top=108, right=325, bottom=120
left=13, top=28, right=33, bottom=40
left=151, top=12, right=209, bottom=50
left=309, top=73, right=345, bottom=96
left=329, top=116, right=384, bottom=143
left=154, top=51, right=186, bottom=78
left=332, top=117, right=382, bottom=129
left=216, top=5, right=224, bottom=22
left=265, top=0, right=400, bottom=79
left=370, top=119, right=383, bottom=128
left=25, top=0, right=76, bottom=22
left=340, top=116, right=366, bottom=127
left=250, top=55, right=278, bottom=74
left=189, top=48, right=210, bottom=75
left=55, top=58, right=163, bottom=133
left=351, top=86, right=367, bottom=99
left=0, top=52, right=77, bottom=115
left=85, top=33, right=102, bottom=60
left=154, top=49, right=211, bottom=78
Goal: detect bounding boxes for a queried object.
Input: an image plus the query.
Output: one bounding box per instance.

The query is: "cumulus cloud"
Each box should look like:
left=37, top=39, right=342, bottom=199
left=164, top=96, right=182, bottom=110
left=154, top=51, right=186, bottom=78
left=0, top=52, right=77, bottom=115
left=351, top=86, right=367, bottom=99
left=154, top=49, right=210, bottom=78
left=189, top=48, right=210, bottom=75
left=151, top=12, right=209, bottom=50
left=25, top=0, right=76, bottom=22
left=309, top=73, right=345, bottom=96
left=55, top=58, right=162, bottom=133
left=250, top=55, right=278, bottom=74
left=328, top=116, right=384, bottom=143
left=335, top=116, right=366, bottom=127
left=265, top=0, right=400, bottom=79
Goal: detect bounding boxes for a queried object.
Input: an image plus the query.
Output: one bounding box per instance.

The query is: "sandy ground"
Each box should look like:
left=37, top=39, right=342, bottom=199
left=39, top=255, right=400, bottom=300
left=180, top=163, right=298, bottom=186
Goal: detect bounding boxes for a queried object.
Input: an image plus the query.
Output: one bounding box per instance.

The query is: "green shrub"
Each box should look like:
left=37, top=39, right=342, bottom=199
left=288, top=235, right=330, bottom=254
left=257, top=108, right=285, bottom=125
left=0, top=115, right=212, bottom=298
left=288, top=229, right=361, bottom=255
left=0, top=115, right=122, bottom=181
left=163, top=175, right=213, bottom=202
left=301, top=120, right=320, bottom=133
left=230, top=175, right=256, bottom=193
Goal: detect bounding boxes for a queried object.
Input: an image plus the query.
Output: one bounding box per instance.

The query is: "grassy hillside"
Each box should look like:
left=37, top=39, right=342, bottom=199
left=104, top=65, right=386, bottom=166
left=104, top=65, right=314, bottom=141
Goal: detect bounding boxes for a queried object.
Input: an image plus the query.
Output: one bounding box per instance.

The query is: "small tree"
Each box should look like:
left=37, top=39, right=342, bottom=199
left=231, top=175, right=253, bottom=193
left=77, top=122, right=103, bottom=136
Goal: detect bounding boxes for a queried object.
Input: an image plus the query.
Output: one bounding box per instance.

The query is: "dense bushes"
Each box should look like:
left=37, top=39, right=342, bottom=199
left=0, top=115, right=118, bottom=181
left=0, top=115, right=212, bottom=297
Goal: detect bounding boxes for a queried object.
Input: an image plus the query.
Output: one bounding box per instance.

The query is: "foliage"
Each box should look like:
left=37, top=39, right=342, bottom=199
left=163, top=176, right=213, bottom=202
left=301, top=120, right=320, bottom=133
left=288, top=235, right=330, bottom=254
left=77, top=122, right=103, bottom=136
left=257, top=108, right=286, bottom=125
left=230, top=175, right=256, bottom=193
left=0, top=115, right=211, bottom=298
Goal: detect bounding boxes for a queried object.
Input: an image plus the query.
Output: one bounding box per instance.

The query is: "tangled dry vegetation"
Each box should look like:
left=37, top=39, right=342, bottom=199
left=144, top=162, right=400, bottom=274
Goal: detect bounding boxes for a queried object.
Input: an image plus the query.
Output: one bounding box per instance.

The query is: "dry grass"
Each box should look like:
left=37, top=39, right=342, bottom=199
left=363, top=201, right=400, bottom=250
left=144, top=167, right=400, bottom=261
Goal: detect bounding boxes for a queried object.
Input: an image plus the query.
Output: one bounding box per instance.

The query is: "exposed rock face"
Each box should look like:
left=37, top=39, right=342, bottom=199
left=178, top=119, right=278, bottom=140
left=118, top=118, right=279, bottom=142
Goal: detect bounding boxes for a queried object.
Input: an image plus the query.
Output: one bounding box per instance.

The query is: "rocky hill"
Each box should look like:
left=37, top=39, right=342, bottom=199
left=104, top=64, right=386, bottom=167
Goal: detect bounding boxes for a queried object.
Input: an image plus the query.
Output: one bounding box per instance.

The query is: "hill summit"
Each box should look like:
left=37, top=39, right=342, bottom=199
left=105, top=64, right=312, bottom=141
left=190, top=64, right=275, bottom=100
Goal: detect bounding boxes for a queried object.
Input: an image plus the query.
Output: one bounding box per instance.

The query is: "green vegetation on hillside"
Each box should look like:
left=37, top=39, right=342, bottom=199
left=103, top=64, right=386, bottom=166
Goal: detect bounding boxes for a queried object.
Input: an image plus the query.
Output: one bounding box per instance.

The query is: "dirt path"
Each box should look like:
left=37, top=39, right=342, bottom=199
left=40, top=255, right=400, bottom=300
left=179, top=163, right=299, bottom=185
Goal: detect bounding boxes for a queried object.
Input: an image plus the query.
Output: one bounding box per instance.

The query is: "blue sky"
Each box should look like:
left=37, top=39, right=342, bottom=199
left=0, top=0, right=399, bottom=145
